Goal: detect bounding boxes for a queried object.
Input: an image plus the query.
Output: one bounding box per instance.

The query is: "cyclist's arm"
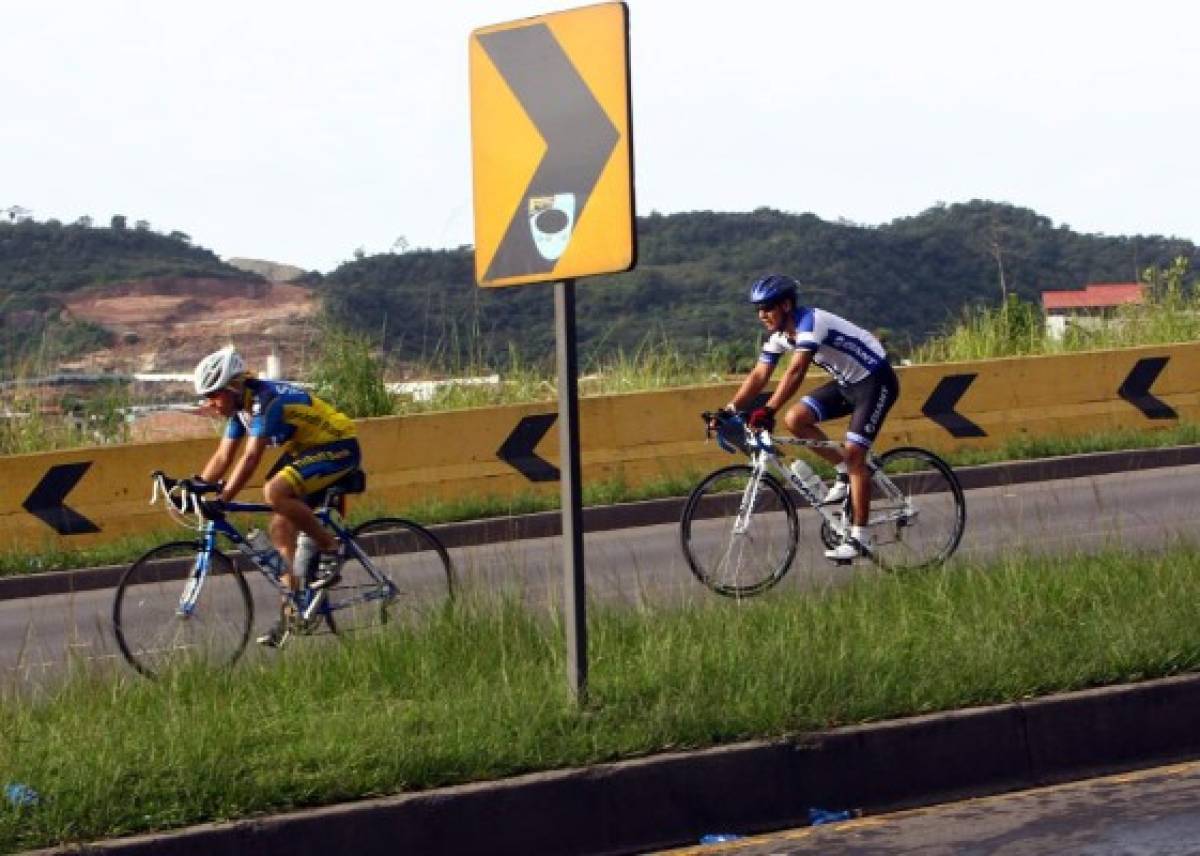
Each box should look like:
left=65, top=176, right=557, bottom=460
left=200, top=436, right=241, bottom=483
left=764, top=349, right=814, bottom=412
left=727, top=361, right=774, bottom=411
left=219, top=436, right=269, bottom=502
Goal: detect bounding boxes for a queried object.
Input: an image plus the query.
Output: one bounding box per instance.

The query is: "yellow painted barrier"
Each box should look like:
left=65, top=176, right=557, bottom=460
left=1, top=342, right=1197, bottom=552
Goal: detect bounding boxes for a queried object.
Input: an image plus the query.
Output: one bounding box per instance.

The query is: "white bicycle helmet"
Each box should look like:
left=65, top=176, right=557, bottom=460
left=194, top=346, right=246, bottom=395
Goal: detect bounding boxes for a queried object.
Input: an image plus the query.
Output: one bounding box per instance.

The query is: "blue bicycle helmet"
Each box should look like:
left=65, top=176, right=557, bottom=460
left=748, top=274, right=799, bottom=307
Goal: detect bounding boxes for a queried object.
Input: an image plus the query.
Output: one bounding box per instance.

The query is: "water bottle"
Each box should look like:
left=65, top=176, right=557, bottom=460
left=790, top=459, right=825, bottom=498
left=246, top=528, right=287, bottom=578
left=699, top=833, right=742, bottom=844
left=293, top=532, right=317, bottom=589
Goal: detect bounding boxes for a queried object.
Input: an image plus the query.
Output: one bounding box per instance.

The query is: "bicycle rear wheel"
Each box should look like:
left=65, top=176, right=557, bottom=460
left=331, top=517, right=455, bottom=634
left=112, top=541, right=253, bottom=678
left=680, top=465, right=798, bottom=598
left=868, top=447, right=966, bottom=571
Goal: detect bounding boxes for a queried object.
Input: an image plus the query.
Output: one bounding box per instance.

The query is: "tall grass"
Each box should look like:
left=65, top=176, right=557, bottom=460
left=392, top=335, right=740, bottom=415
left=912, top=257, right=1200, bottom=363
left=4, top=545, right=1200, bottom=852
left=0, top=381, right=131, bottom=455
left=307, top=326, right=393, bottom=418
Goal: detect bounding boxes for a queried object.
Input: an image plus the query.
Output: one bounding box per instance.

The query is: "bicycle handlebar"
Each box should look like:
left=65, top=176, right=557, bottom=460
left=701, top=409, right=777, bottom=455
left=150, top=471, right=226, bottom=524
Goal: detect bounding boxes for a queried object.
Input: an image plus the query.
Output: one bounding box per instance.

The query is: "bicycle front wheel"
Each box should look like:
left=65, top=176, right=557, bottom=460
left=332, top=517, right=455, bottom=633
left=112, top=541, right=253, bottom=678
left=868, top=446, right=966, bottom=572
left=680, top=465, right=798, bottom=598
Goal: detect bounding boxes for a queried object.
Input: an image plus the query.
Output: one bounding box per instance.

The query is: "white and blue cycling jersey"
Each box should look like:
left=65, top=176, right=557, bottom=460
left=759, top=307, right=888, bottom=385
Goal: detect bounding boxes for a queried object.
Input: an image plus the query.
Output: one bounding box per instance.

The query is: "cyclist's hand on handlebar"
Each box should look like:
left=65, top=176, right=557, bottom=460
left=748, top=405, right=776, bottom=432
left=705, top=406, right=737, bottom=434
left=180, top=476, right=222, bottom=496
left=705, top=407, right=726, bottom=430
left=196, top=496, right=226, bottom=520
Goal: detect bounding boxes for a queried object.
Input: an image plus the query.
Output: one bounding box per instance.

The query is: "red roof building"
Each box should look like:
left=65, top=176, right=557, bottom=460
left=1040, top=282, right=1147, bottom=340
left=1041, top=283, right=1146, bottom=311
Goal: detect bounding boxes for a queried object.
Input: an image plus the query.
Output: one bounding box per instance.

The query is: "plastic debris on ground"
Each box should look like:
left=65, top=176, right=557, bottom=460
left=699, top=832, right=743, bottom=844
left=5, top=783, right=40, bottom=808
left=808, top=806, right=861, bottom=826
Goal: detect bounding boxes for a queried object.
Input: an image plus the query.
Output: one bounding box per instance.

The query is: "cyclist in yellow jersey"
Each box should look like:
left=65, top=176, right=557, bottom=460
left=193, top=346, right=361, bottom=645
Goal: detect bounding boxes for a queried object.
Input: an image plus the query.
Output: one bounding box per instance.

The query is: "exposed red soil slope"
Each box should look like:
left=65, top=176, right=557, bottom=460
left=61, top=277, right=318, bottom=374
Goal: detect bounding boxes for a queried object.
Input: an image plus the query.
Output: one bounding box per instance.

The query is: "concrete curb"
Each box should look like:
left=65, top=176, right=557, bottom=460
left=37, top=671, right=1200, bottom=856
left=5, top=444, right=1199, bottom=602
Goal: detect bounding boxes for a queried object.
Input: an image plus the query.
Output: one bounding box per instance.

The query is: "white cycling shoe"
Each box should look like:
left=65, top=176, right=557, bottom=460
left=825, top=527, right=872, bottom=562
left=822, top=476, right=850, bottom=505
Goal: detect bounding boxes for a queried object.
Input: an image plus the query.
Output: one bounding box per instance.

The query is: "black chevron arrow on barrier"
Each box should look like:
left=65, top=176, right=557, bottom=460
left=1119, top=357, right=1177, bottom=420
left=478, top=24, right=620, bottom=282
left=498, top=414, right=560, bottom=482
left=921, top=374, right=987, bottom=438
left=23, top=462, right=101, bottom=535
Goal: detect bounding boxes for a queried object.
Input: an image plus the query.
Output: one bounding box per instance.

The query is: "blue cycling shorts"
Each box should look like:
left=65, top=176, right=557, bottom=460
left=268, top=438, right=362, bottom=498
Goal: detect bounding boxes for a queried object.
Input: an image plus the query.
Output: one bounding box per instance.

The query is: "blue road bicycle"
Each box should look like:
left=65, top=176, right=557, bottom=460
left=113, top=470, right=454, bottom=678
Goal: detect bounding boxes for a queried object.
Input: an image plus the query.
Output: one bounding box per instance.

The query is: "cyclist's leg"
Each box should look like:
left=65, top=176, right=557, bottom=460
left=783, top=382, right=850, bottom=468
left=263, top=438, right=362, bottom=575
left=843, top=365, right=900, bottom=527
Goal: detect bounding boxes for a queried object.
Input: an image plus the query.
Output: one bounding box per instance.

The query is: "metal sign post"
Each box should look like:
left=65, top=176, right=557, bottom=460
left=469, top=2, right=635, bottom=702
left=554, top=279, right=587, bottom=699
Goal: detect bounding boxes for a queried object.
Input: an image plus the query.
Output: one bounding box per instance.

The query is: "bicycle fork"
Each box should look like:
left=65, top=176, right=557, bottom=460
left=176, top=555, right=208, bottom=617
left=733, top=465, right=768, bottom=535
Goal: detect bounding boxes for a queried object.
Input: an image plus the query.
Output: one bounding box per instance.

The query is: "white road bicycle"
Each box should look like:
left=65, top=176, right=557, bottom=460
left=680, top=411, right=966, bottom=598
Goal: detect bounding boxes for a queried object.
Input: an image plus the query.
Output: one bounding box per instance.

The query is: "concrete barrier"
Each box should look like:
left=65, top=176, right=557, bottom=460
left=1, top=342, right=1197, bottom=552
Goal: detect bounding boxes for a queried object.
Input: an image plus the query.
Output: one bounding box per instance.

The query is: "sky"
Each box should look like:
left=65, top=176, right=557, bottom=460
left=2, top=0, right=1197, bottom=273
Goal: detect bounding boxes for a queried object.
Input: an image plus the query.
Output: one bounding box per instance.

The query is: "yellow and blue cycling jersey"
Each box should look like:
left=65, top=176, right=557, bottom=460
left=225, top=378, right=356, bottom=453
left=227, top=378, right=360, bottom=497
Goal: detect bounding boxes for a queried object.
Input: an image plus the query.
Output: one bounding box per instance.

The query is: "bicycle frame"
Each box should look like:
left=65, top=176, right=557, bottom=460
left=734, top=429, right=845, bottom=532
left=717, top=420, right=917, bottom=536
left=159, top=477, right=396, bottom=623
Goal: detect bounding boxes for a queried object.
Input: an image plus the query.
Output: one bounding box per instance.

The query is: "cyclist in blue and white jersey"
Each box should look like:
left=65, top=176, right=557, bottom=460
left=720, top=274, right=900, bottom=561
left=193, top=346, right=360, bottom=645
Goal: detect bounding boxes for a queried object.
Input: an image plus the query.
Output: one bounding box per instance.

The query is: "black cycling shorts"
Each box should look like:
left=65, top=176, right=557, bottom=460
left=799, top=363, right=899, bottom=449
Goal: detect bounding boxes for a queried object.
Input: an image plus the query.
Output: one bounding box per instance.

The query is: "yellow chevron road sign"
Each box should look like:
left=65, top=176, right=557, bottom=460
left=469, top=2, right=635, bottom=287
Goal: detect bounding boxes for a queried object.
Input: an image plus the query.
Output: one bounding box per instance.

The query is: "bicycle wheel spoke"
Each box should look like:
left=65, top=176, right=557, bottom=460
left=680, top=465, right=798, bottom=597
left=336, top=518, right=455, bottom=633
left=113, top=542, right=252, bottom=678
left=868, top=448, right=965, bottom=571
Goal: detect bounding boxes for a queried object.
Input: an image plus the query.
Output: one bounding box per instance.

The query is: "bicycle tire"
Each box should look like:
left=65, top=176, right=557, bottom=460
left=112, top=541, right=253, bottom=678
left=868, top=446, right=966, bottom=571
left=333, top=517, right=455, bottom=632
left=680, top=465, right=799, bottom=598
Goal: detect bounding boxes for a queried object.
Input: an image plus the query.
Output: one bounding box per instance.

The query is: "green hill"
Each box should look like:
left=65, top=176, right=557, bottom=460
left=3, top=201, right=1196, bottom=374
left=318, top=201, right=1200, bottom=367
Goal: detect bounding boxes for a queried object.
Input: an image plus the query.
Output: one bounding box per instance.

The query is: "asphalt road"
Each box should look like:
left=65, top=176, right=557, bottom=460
left=659, top=759, right=1200, bottom=855
left=4, top=463, right=1200, bottom=684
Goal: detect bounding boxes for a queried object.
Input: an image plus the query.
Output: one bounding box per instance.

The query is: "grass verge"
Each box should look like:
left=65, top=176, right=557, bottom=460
left=3, top=544, right=1200, bottom=852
